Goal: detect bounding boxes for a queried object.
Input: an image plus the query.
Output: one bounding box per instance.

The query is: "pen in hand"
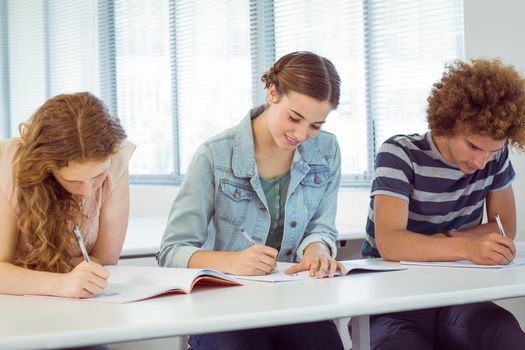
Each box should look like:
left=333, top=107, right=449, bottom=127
left=494, top=213, right=514, bottom=264
left=494, top=213, right=507, bottom=237
left=239, top=228, right=256, bottom=246
left=239, top=228, right=277, bottom=274
left=71, top=225, right=91, bottom=263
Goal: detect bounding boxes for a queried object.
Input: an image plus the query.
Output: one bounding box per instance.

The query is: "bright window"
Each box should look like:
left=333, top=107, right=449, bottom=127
left=0, top=0, right=464, bottom=186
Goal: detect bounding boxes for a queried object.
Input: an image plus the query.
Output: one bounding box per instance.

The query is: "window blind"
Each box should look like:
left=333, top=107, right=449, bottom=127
left=174, top=0, right=252, bottom=174
left=6, top=0, right=47, bottom=136
left=48, top=1, right=100, bottom=97
left=273, top=0, right=464, bottom=183
left=0, top=0, right=8, bottom=138
left=273, top=0, right=369, bottom=180
left=367, top=0, right=465, bottom=153
left=112, top=0, right=173, bottom=177
left=0, top=0, right=464, bottom=186
left=5, top=0, right=99, bottom=136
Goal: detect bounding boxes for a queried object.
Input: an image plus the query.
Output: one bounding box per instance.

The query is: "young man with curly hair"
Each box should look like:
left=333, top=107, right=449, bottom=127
left=360, top=59, right=525, bottom=349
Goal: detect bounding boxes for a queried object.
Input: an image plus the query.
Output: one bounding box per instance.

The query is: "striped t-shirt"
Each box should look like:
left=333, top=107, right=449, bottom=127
left=362, top=132, right=515, bottom=258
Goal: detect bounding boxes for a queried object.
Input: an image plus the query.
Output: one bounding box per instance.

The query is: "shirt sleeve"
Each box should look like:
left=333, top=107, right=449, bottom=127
left=94, top=140, right=135, bottom=262
left=0, top=139, right=21, bottom=263
left=102, top=139, right=136, bottom=201
left=158, top=143, right=216, bottom=268
left=0, top=181, right=19, bottom=263
left=490, top=146, right=515, bottom=192
left=370, top=139, right=415, bottom=202
left=296, top=137, right=341, bottom=260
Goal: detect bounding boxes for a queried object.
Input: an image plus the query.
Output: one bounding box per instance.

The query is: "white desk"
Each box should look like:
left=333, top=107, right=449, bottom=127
left=122, top=216, right=365, bottom=258
left=3, top=261, right=525, bottom=350
left=121, top=217, right=168, bottom=258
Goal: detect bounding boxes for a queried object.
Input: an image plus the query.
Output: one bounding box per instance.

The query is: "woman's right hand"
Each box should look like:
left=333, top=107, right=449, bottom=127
left=56, top=261, right=110, bottom=298
left=230, top=244, right=278, bottom=276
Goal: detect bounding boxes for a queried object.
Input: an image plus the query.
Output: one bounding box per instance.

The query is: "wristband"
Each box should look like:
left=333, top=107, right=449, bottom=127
left=438, top=229, right=452, bottom=238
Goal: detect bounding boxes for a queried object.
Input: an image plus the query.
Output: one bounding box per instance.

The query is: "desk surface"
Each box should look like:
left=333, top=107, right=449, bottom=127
left=3, top=261, right=525, bottom=349
left=122, top=216, right=365, bottom=258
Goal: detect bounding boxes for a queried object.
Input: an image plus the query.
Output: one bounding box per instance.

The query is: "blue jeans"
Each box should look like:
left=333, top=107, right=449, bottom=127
left=190, top=320, right=344, bottom=350
left=353, top=302, right=525, bottom=350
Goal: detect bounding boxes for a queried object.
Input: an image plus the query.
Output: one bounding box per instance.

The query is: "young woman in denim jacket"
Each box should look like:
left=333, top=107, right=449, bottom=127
left=160, top=51, right=345, bottom=350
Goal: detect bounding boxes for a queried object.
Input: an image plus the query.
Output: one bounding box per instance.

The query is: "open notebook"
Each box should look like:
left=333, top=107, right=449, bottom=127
left=231, top=258, right=405, bottom=282
left=26, top=266, right=242, bottom=303
left=401, top=257, right=525, bottom=269
left=84, top=265, right=242, bottom=303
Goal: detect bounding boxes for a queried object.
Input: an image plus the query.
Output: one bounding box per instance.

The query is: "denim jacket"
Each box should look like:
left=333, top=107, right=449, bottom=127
left=159, top=106, right=341, bottom=268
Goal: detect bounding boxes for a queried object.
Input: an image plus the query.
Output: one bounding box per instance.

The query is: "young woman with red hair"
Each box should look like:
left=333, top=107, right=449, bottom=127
left=0, top=92, right=134, bottom=300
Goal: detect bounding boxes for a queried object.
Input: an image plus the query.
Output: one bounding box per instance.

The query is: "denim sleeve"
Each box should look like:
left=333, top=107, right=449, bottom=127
left=159, top=144, right=215, bottom=268
left=296, top=140, right=341, bottom=260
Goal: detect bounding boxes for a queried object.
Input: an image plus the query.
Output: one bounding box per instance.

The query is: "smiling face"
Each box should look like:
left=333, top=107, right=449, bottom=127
left=436, top=133, right=507, bottom=174
left=264, top=85, right=333, bottom=151
left=52, top=158, right=111, bottom=199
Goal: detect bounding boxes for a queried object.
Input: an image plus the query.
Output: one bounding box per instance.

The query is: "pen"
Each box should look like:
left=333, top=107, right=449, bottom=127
left=72, top=225, right=91, bottom=262
left=239, top=228, right=256, bottom=246
left=494, top=213, right=507, bottom=237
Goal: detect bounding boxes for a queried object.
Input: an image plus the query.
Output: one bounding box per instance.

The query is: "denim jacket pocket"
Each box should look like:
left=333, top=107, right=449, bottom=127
left=217, top=180, right=254, bottom=225
left=300, top=166, right=331, bottom=211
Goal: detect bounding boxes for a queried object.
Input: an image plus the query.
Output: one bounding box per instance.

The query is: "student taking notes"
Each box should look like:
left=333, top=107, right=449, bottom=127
left=0, top=92, right=134, bottom=300
left=160, top=51, right=345, bottom=350
left=359, top=59, right=525, bottom=349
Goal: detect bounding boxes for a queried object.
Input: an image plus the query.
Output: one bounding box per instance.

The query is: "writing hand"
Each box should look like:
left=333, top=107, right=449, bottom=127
left=56, top=261, right=109, bottom=298
left=229, top=244, right=278, bottom=276
left=466, top=232, right=515, bottom=265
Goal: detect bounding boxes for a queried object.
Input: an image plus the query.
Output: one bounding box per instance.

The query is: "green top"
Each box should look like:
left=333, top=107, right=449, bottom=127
left=259, top=171, right=291, bottom=251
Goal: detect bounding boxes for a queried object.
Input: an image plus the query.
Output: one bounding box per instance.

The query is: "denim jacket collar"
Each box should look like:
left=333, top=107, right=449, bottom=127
left=231, top=107, right=259, bottom=178
left=232, top=105, right=329, bottom=179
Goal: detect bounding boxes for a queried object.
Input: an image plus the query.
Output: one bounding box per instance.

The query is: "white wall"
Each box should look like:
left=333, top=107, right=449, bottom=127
left=464, top=0, right=525, bottom=241
left=463, top=0, right=525, bottom=329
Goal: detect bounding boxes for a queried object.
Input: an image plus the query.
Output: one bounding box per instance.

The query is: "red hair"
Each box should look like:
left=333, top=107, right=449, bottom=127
left=15, top=92, right=126, bottom=272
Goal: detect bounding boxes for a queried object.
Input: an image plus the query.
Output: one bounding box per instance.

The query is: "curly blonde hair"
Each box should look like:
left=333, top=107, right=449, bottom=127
left=427, top=59, right=525, bottom=150
left=14, top=92, right=126, bottom=273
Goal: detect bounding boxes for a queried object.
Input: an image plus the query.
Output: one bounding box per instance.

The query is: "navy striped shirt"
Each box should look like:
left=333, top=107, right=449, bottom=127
left=362, top=132, right=515, bottom=258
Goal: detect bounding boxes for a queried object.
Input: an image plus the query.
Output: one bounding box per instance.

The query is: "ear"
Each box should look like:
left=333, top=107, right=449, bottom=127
left=267, top=84, right=279, bottom=104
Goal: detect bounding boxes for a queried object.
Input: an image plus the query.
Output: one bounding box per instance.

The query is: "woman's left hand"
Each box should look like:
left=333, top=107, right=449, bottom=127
left=284, top=242, right=346, bottom=278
